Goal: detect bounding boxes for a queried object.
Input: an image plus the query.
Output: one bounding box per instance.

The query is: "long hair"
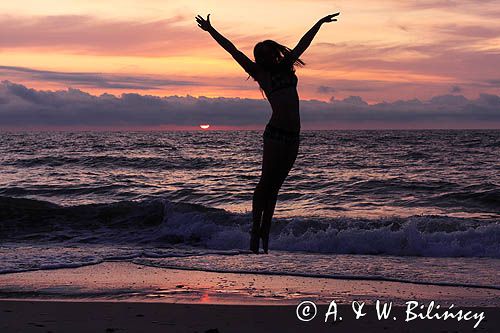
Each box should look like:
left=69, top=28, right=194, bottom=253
left=247, top=40, right=305, bottom=98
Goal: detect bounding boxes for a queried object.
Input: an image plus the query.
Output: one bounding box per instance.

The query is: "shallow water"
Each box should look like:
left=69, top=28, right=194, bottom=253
left=1, top=130, right=499, bottom=288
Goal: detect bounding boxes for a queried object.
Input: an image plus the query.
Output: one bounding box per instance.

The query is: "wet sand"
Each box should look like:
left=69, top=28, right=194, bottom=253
left=0, top=262, right=498, bottom=332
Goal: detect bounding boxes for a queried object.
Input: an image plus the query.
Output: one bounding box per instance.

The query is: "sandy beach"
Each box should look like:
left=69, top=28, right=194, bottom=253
left=2, top=299, right=498, bottom=333
left=0, top=262, right=498, bottom=332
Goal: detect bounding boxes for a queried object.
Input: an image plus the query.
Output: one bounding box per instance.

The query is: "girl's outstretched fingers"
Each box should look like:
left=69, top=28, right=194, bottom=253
left=195, top=14, right=212, bottom=31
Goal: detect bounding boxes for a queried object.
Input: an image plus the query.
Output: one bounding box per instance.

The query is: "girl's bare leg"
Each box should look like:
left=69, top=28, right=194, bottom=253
left=259, top=140, right=299, bottom=253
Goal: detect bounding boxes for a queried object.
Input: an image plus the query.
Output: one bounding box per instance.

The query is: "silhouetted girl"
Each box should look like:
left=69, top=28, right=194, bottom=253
left=196, top=12, right=340, bottom=253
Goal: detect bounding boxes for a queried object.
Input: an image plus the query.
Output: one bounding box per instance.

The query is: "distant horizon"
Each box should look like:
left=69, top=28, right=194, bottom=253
left=3, top=128, right=500, bottom=132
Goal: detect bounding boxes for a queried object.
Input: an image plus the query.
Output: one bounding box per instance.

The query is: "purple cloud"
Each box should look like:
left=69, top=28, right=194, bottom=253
left=0, top=66, right=200, bottom=90
left=1, top=81, right=499, bottom=130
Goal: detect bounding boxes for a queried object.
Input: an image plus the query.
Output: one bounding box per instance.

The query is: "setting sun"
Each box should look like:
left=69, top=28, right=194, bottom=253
left=200, top=124, right=210, bottom=129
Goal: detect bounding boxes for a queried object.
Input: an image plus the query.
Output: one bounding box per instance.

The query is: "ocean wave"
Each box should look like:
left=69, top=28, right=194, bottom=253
left=0, top=184, right=129, bottom=197
left=2, top=155, right=220, bottom=170
left=432, top=187, right=500, bottom=208
left=344, top=178, right=457, bottom=193
left=1, top=196, right=499, bottom=258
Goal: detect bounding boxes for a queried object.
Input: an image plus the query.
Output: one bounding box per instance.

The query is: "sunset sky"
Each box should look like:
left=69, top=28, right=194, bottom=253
left=1, top=0, right=499, bottom=129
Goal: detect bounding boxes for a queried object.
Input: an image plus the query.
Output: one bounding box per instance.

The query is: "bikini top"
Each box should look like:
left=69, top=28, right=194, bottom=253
left=258, top=65, right=298, bottom=96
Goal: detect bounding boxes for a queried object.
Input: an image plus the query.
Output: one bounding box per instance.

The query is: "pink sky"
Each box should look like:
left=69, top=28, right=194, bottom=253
left=1, top=0, right=499, bottom=103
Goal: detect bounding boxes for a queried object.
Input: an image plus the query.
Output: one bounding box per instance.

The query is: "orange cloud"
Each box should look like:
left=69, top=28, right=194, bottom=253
left=1, top=0, right=499, bottom=102
left=0, top=14, right=214, bottom=56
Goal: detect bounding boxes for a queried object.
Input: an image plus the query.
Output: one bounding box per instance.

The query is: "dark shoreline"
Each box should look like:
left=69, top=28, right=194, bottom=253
left=1, top=299, right=498, bottom=332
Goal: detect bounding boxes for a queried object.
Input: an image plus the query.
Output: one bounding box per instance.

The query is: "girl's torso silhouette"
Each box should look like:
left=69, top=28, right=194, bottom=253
left=255, top=64, right=301, bottom=133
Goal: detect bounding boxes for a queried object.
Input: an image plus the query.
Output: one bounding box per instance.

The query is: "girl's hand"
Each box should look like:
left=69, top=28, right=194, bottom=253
left=319, top=12, right=340, bottom=24
left=196, top=14, right=212, bottom=31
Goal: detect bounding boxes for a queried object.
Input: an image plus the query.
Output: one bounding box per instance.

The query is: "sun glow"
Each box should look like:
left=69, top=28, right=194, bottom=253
left=199, top=124, right=210, bottom=129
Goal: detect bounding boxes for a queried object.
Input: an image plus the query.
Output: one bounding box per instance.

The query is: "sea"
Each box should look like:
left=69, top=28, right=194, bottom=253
left=1, top=130, right=499, bottom=291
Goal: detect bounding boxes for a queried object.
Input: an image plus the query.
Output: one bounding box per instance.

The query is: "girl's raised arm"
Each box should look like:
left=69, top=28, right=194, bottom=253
left=196, top=14, right=257, bottom=77
left=283, top=12, right=340, bottom=66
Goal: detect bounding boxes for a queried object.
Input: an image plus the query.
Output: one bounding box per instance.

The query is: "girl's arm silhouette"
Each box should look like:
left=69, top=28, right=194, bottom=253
left=284, top=13, right=340, bottom=65
left=196, top=14, right=257, bottom=76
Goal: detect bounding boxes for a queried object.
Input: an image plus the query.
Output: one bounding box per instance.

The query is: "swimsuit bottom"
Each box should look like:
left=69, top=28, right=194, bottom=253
left=263, top=123, right=300, bottom=145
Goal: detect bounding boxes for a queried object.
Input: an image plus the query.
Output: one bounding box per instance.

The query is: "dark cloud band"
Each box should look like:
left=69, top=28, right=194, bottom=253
left=1, top=81, right=499, bottom=129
